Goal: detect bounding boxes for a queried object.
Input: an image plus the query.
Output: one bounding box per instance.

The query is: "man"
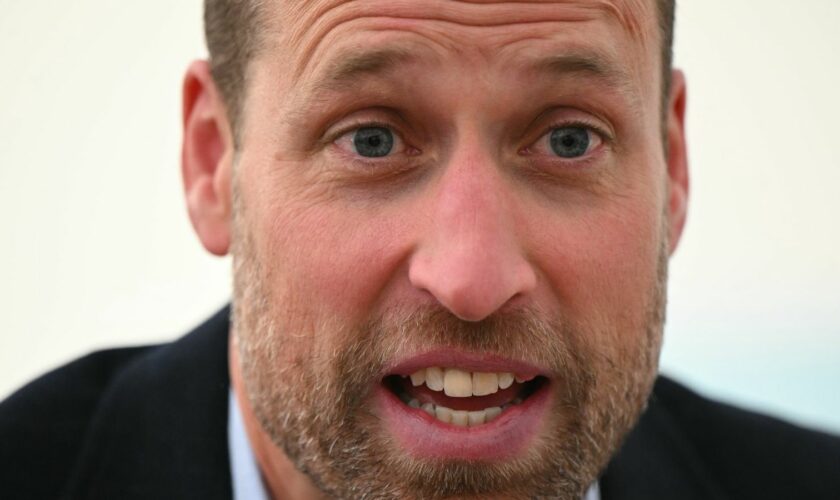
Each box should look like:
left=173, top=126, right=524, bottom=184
left=1, top=0, right=838, bottom=498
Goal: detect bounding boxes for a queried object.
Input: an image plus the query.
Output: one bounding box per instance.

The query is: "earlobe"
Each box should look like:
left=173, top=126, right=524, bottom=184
left=665, top=69, right=689, bottom=254
left=181, top=60, right=234, bottom=256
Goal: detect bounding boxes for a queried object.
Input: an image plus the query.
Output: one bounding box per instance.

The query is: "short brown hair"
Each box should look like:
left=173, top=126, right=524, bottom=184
left=204, top=0, right=266, bottom=139
left=205, top=0, right=677, bottom=141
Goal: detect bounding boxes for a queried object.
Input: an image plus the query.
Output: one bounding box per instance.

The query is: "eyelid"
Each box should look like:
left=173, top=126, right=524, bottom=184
left=322, top=105, right=416, bottom=147
left=548, top=119, right=610, bottom=143
left=327, top=119, right=397, bottom=144
left=330, top=120, right=408, bottom=158
left=523, top=120, right=610, bottom=159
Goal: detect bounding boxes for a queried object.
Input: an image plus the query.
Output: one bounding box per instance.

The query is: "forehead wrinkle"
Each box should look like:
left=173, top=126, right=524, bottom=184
left=528, top=52, right=640, bottom=108
left=280, top=43, right=436, bottom=130
left=587, top=0, right=652, bottom=37
left=280, top=0, right=654, bottom=81
left=307, top=45, right=427, bottom=96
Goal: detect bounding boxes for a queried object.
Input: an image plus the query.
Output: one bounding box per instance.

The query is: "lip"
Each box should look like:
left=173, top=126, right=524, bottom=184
left=382, top=348, right=548, bottom=380
left=377, top=349, right=552, bottom=461
left=376, top=380, right=552, bottom=460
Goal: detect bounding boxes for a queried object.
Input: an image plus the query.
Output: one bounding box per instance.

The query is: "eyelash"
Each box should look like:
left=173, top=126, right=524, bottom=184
left=554, top=120, right=609, bottom=142
left=329, top=119, right=405, bottom=147
left=328, top=120, right=415, bottom=166
left=328, top=118, right=611, bottom=164
left=519, top=119, right=613, bottom=170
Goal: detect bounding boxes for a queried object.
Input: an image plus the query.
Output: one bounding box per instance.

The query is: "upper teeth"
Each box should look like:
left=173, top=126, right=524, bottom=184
left=409, top=367, right=521, bottom=397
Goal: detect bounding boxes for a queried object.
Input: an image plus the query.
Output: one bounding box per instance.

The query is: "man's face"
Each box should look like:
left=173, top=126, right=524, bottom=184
left=229, top=0, right=680, bottom=497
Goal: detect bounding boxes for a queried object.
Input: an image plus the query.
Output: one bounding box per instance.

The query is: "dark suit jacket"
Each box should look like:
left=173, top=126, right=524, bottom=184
left=2, top=306, right=838, bottom=499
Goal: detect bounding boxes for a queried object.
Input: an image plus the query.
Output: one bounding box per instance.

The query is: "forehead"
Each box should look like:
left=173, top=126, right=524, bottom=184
left=263, top=0, right=659, bottom=87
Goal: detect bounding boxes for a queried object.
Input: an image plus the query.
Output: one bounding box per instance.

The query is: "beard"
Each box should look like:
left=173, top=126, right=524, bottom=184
left=231, top=202, right=668, bottom=499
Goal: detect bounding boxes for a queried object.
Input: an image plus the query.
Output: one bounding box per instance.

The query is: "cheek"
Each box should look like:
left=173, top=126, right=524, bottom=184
left=255, top=195, right=413, bottom=325
left=528, top=195, right=664, bottom=340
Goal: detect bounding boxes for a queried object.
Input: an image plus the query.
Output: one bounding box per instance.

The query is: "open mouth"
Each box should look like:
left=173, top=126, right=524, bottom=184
left=376, top=353, right=554, bottom=459
left=383, top=368, right=548, bottom=428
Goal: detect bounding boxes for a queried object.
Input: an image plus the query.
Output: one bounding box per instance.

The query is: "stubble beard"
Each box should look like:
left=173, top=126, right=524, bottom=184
left=231, top=200, right=667, bottom=499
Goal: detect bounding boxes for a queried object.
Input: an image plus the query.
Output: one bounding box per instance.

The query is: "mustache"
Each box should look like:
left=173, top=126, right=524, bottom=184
left=331, top=304, right=593, bottom=391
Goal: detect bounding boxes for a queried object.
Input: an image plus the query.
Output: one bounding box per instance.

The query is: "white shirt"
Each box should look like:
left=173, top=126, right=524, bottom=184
left=228, top=391, right=601, bottom=500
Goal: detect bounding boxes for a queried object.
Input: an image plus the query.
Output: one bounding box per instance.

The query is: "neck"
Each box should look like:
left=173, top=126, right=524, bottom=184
left=229, top=335, right=326, bottom=500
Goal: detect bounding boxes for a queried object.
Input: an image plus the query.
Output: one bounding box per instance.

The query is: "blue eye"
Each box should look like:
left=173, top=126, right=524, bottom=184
left=549, top=127, right=591, bottom=158
left=352, top=127, right=395, bottom=157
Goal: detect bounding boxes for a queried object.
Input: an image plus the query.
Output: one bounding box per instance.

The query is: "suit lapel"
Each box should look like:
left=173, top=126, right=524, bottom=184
left=599, top=379, right=730, bottom=500
left=63, top=306, right=233, bottom=500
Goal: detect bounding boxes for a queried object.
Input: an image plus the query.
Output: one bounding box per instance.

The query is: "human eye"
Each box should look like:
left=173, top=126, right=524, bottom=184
left=525, top=124, right=605, bottom=160
left=333, top=124, right=406, bottom=159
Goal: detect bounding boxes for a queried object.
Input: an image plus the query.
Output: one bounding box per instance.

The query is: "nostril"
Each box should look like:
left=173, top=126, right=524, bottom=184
left=410, top=269, right=535, bottom=322
left=407, top=222, right=537, bottom=321
left=432, top=282, right=504, bottom=322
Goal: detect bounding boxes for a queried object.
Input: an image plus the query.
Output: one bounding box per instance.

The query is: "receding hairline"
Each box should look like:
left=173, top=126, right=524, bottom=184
left=205, top=0, right=676, bottom=142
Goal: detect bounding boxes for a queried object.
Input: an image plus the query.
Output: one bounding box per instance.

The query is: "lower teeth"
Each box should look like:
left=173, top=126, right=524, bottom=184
left=404, top=398, right=521, bottom=427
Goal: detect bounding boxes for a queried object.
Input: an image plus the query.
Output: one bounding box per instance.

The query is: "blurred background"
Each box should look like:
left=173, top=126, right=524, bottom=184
left=1, top=1, right=838, bottom=433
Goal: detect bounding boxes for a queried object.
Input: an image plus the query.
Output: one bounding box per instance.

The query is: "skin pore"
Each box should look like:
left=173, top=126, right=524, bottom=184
left=183, top=0, right=688, bottom=498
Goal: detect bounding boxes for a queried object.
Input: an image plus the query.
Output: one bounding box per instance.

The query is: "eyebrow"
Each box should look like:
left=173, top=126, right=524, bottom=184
left=527, top=52, right=637, bottom=98
left=308, top=47, right=420, bottom=95
left=297, top=46, right=638, bottom=118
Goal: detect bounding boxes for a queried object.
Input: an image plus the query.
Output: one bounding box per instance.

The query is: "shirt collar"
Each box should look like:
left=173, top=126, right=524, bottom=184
left=228, top=390, right=269, bottom=500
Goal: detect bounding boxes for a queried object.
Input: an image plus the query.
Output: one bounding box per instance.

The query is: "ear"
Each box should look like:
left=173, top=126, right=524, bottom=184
left=665, top=69, right=689, bottom=255
left=181, top=60, right=234, bottom=256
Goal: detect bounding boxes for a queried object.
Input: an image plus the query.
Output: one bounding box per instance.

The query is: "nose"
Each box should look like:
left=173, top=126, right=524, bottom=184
left=408, top=145, right=537, bottom=322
